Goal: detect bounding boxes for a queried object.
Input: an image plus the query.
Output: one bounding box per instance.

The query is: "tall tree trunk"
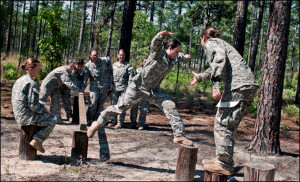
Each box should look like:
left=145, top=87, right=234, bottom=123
left=119, top=0, right=137, bottom=62
left=176, top=2, right=182, bottom=84
left=26, top=1, right=32, bottom=58
left=250, top=0, right=265, bottom=73
left=12, top=1, right=19, bottom=53
left=105, top=0, right=116, bottom=57
left=77, top=1, right=87, bottom=55
left=232, top=0, right=249, bottom=56
left=31, top=0, right=39, bottom=57
left=247, top=0, right=292, bottom=155
left=18, top=0, right=26, bottom=68
left=0, top=1, right=8, bottom=54
left=158, top=0, right=164, bottom=30
left=246, top=7, right=256, bottom=65
left=296, top=70, right=300, bottom=105
left=256, top=24, right=265, bottom=74
left=150, top=1, right=155, bottom=22
left=64, top=0, right=72, bottom=60
left=89, top=0, right=97, bottom=51
left=290, top=24, right=298, bottom=73
left=198, top=2, right=209, bottom=72
left=5, top=0, right=14, bottom=57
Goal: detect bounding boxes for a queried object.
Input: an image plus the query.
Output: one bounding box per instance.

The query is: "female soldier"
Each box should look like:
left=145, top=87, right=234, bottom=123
left=12, top=58, right=57, bottom=153
left=88, top=30, right=193, bottom=146
left=108, top=49, right=135, bottom=129
left=190, top=26, right=258, bottom=175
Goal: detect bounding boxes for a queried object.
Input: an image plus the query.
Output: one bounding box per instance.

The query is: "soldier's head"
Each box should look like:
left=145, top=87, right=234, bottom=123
left=164, top=39, right=182, bottom=60
left=117, top=49, right=125, bottom=63
left=75, top=59, right=84, bottom=71
left=66, top=60, right=76, bottom=72
left=201, top=26, right=220, bottom=49
left=140, top=58, right=147, bottom=67
left=21, top=58, right=41, bottom=78
left=89, top=50, right=98, bottom=62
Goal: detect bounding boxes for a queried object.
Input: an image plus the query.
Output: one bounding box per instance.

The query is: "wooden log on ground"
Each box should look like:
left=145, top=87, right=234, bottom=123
left=175, top=144, right=198, bottom=181
left=204, top=171, right=227, bottom=182
left=71, top=130, right=88, bottom=159
left=244, top=161, right=275, bottom=181
left=78, top=94, right=87, bottom=130
left=72, top=96, right=79, bottom=124
left=19, top=125, right=38, bottom=160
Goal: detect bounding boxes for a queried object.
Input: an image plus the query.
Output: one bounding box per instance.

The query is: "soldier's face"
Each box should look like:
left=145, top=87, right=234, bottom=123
left=66, top=63, right=75, bottom=72
left=30, top=63, right=42, bottom=78
left=76, top=64, right=83, bottom=71
left=90, top=51, right=98, bottom=62
left=118, top=50, right=125, bottom=63
left=167, top=45, right=182, bottom=60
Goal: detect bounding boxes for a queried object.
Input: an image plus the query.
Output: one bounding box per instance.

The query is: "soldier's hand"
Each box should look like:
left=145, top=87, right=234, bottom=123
left=190, top=71, right=199, bottom=85
left=213, top=88, right=222, bottom=100
left=185, top=54, right=191, bottom=62
left=79, top=92, right=84, bottom=95
left=158, top=30, right=174, bottom=36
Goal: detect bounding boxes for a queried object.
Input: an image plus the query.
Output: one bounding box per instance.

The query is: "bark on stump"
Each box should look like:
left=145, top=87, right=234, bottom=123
left=71, top=130, right=88, bottom=159
left=204, top=171, right=227, bottom=182
left=244, top=161, right=275, bottom=181
left=175, top=144, right=198, bottom=181
left=72, top=96, right=79, bottom=124
left=78, top=94, right=87, bottom=130
left=19, top=125, right=38, bottom=160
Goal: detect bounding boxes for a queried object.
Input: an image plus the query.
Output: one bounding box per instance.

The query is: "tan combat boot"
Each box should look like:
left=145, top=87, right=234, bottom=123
left=203, top=163, right=234, bottom=176
left=173, top=136, right=194, bottom=146
left=114, top=123, right=122, bottom=129
left=29, top=139, right=45, bottom=153
left=202, top=158, right=218, bottom=165
left=87, top=121, right=101, bottom=138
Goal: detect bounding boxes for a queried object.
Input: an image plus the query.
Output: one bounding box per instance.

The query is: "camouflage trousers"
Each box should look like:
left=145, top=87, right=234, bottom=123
left=110, top=91, right=126, bottom=125
left=214, top=85, right=258, bottom=171
left=86, top=87, right=109, bottom=124
left=19, top=112, right=57, bottom=142
left=40, top=85, right=72, bottom=122
left=96, top=83, right=185, bottom=137
left=130, top=99, right=149, bottom=127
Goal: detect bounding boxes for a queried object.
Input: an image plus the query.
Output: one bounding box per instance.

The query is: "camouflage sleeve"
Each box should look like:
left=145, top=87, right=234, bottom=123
left=60, top=71, right=79, bottom=93
left=127, top=64, right=135, bottom=83
left=83, top=66, right=90, bottom=89
left=27, top=83, right=47, bottom=113
left=105, top=58, right=114, bottom=87
left=150, top=33, right=164, bottom=55
left=194, top=66, right=222, bottom=89
left=175, top=52, right=186, bottom=63
left=205, top=40, right=226, bottom=84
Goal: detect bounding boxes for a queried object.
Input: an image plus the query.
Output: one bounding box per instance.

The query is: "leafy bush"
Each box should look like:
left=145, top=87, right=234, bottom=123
left=282, top=104, right=299, bottom=117
left=247, top=97, right=258, bottom=118
left=3, top=62, right=23, bottom=81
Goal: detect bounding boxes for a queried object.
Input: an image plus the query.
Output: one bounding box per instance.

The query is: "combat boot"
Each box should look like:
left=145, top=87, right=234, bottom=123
left=29, top=139, right=45, bottom=153
left=67, top=114, right=73, bottom=121
left=138, top=126, right=144, bottom=130
left=203, top=163, right=234, bottom=176
left=114, top=123, right=122, bottom=129
left=173, top=136, right=193, bottom=146
left=87, top=121, right=101, bottom=138
left=202, top=158, right=218, bottom=165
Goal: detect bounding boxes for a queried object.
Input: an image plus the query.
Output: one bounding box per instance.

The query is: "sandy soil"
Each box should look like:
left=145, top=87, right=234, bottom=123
left=1, top=81, right=299, bottom=181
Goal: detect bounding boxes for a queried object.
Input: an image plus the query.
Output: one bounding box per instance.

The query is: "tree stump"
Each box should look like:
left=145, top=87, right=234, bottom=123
left=175, top=144, right=198, bottom=181
left=78, top=94, right=87, bottom=130
left=71, top=130, right=88, bottom=159
left=204, top=171, right=227, bottom=182
left=72, top=96, right=79, bottom=124
left=19, top=125, right=38, bottom=160
left=244, top=161, right=275, bottom=181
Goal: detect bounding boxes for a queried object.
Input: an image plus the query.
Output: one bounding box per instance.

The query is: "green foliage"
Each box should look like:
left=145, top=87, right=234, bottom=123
left=280, top=124, right=290, bottom=132
left=3, top=62, right=23, bottom=81
left=283, top=104, right=299, bottom=117
left=247, top=96, right=258, bottom=118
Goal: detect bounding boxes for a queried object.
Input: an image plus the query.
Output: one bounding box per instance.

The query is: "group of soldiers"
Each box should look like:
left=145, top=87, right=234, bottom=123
left=12, top=27, right=258, bottom=176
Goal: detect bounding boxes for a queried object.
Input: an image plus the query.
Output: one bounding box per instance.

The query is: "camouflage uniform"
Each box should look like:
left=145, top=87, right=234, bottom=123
left=194, top=38, right=258, bottom=171
left=72, top=68, right=85, bottom=92
left=110, top=61, right=135, bottom=126
left=39, top=66, right=80, bottom=122
left=130, top=67, right=149, bottom=127
left=84, top=57, right=113, bottom=124
left=12, top=74, right=57, bottom=142
left=95, top=32, right=188, bottom=137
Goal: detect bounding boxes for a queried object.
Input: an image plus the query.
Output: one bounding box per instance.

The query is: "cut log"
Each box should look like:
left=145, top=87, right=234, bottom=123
left=244, top=161, right=275, bottom=181
left=19, top=125, right=38, bottom=160
left=72, top=96, right=79, bottom=124
left=175, top=144, right=198, bottom=181
left=78, top=94, right=87, bottom=130
left=204, top=171, right=227, bottom=182
left=71, top=130, right=88, bottom=159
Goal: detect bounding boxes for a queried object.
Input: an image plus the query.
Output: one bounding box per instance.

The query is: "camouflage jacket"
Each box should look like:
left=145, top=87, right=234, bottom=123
left=132, top=33, right=186, bottom=95
left=72, top=68, right=85, bottom=92
left=83, top=57, right=113, bottom=92
left=12, top=74, right=47, bottom=125
left=112, top=61, right=134, bottom=92
left=41, top=65, right=80, bottom=93
left=194, top=38, right=258, bottom=91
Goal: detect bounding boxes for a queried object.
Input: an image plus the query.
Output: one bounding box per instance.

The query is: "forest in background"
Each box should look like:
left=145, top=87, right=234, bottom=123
left=0, top=0, right=299, bottom=155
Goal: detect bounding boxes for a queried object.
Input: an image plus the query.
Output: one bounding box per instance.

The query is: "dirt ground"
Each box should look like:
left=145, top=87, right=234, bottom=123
left=1, top=81, right=299, bottom=181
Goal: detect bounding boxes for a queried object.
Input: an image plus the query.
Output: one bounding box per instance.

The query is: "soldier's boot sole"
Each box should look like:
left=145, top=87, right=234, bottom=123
left=87, top=121, right=101, bottom=138
left=203, top=163, right=234, bottom=176
left=173, top=136, right=194, bottom=146
left=29, top=139, right=45, bottom=153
